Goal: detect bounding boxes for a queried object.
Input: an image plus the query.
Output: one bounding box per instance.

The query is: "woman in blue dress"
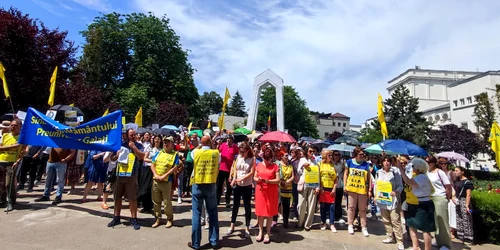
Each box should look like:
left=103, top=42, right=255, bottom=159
left=82, top=150, right=108, bottom=203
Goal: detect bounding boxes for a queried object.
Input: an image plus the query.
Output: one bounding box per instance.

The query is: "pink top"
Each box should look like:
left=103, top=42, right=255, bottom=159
left=219, top=142, right=238, bottom=172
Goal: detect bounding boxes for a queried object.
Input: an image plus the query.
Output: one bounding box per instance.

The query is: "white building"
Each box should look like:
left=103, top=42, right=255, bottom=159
left=387, top=67, right=500, bottom=170
left=312, top=112, right=351, bottom=139
left=208, top=114, right=246, bottom=131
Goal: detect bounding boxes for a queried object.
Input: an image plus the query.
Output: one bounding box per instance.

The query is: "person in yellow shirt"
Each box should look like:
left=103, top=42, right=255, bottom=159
left=0, top=118, right=23, bottom=212
left=150, top=136, right=179, bottom=229
left=278, top=152, right=294, bottom=228
left=319, top=149, right=338, bottom=233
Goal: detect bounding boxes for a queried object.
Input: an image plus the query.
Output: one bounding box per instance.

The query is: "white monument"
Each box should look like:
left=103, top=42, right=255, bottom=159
left=246, top=69, right=285, bottom=131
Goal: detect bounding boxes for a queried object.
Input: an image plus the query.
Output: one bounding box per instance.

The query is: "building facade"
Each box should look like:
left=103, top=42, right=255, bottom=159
left=312, top=112, right=351, bottom=139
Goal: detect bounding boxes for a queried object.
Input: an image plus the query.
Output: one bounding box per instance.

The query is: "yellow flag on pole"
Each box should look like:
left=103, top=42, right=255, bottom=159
left=188, top=122, right=193, bottom=132
left=48, top=66, right=58, bottom=107
left=219, top=87, right=231, bottom=130
left=69, top=103, right=74, bottom=107
left=0, top=62, right=9, bottom=99
left=377, top=93, right=388, bottom=138
left=135, top=107, right=143, bottom=127
left=102, top=108, right=109, bottom=117
left=207, top=120, right=211, bottom=129
left=489, top=121, right=500, bottom=167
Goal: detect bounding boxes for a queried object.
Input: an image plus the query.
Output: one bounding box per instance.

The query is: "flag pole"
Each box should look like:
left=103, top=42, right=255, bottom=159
left=8, top=96, right=14, bottom=114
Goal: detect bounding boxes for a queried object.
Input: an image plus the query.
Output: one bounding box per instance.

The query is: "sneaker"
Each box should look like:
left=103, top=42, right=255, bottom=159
left=432, top=241, right=439, bottom=247
left=330, top=225, right=337, bottom=233
left=348, top=225, right=354, bottom=235
left=362, top=228, right=369, bottom=237
left=326, top=219, right=330, bottom=225
left=397, top=243, right=404, bottom=250
left=107, top=217, right=121, bottom=227
left=338, top=219, right=345, bottom=224
left=130, top=218, right=140, bottom=230
left=321, top=224, right=326, bottom=231
left=165, top=220, right=173, bottom=228
left=178, top=197, right=182, bottom=204
left=382, top=238, right=395, bottom=244
left=34, top=180, right=39, bottom=186
left=52, top=196, right=62, bottom=205
left=204, top=224, right=209, bottom=230
left=4, top=203, right=13, bottom=212
left=35, top=196, right=50, bottom=202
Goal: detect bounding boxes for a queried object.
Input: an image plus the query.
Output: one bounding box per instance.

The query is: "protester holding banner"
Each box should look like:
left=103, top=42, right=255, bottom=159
left=81, top=150, right=107, bottom=203
left=296, top=146, right=320, bottom=231
left=344, top=147, right=371, bottom=237
left=374, top=156, right=404, bottom=250
left=108, top=129, right=145, bottom=230
left=0, top=118, right=23, bottom=212
left=318, top=149, right=338, bottom=233
left=35, top=147, right=76, bottom=205
left=150, top=136, right=179, bottom=228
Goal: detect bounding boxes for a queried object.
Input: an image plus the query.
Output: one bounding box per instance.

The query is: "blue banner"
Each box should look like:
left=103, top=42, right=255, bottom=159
left=19, top=108, right=123, bottom=152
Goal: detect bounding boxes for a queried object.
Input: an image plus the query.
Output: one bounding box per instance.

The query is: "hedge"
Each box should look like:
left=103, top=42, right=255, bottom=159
left=465, top=170, right=500, bottom=181
left=472, top=191, right=500, bottom=244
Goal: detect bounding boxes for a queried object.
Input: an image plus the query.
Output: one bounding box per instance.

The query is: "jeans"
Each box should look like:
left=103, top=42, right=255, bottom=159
left=177, top=172, right=184, bottom=198
left=192, top=184, right=219, bottom=248
left=231, top=185, right=252, bottom=227
left=216, top=170, right=232, bottom=205
left=43, top=162, right=67, bottom=198
left=320, top=202, right=335, bottom=224
left=334, top=187, right=344, bottom=220
left=370, top=197, right=378, bottom=216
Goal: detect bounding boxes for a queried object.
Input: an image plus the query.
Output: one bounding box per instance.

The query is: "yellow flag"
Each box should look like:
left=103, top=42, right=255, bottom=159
left=377, top=93, right=388, bottom=138
left=48, top=66, right=58, bottom=106
left=69, top=103, right=74, bottom=107
left=188, top=122, right=193, bottom=132
left=489, top=121, right=500, bottom=167
left=207, top=120, right=211, bottom=129
left=135, top=107, right=143, bottom=127
left=0, top=62, right=9, bottom=98
left=219, top=87, right=231, bottom=130
left=102, top=108, right=109, bottom=117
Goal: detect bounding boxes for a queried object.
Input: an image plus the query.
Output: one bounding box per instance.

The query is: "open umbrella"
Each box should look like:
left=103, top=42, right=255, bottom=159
left=436, top=151, right=470, bottom=163
left=235, top=127, right=252, bottom=135
left=0, top=113, right=15, bottom=121
left=259, top=131, right=296, bottom=143
left=379, top=139, right=428, bottom=156
left=137, top=127, right=153, bottom=134
left=300, top=136, right=316, bottom=142
left=247, top=132, right=263, bottom=139
left=50, top=104, right=84, bottom=116
left=311, top=139, right=332, bottom=149
left=162, top=125, right=180, bottom=131
left=214, top=133, right=247, bottom=143
left=333, top=136, right=361, bottom=146
left=189, top=130, right=203, bottom=137
left=327, top=144, right=355, bottom=156
left=342, top=130, right=362, bottom=138
left=364, top=144, right=397, bottom=155
left=153, top=128, right=176, bottom=136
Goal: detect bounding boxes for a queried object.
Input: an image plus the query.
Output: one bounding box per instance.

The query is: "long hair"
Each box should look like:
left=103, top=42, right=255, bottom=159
left=240, top=142, right=254, bottom=158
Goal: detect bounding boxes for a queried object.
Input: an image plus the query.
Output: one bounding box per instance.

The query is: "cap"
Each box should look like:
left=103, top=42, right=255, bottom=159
left=163, top=136, right=174, bottom=142
left=0, top=120, right=11, bottom=129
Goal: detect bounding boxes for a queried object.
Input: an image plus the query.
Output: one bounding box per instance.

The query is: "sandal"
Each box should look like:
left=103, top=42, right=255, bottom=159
left=226, top=228, right=234, bottom=236
left=256, top=234, right=263, bottom=242
left=263, top=234, right=271, bottom=244
left=101, top=203, right=109, bottom=210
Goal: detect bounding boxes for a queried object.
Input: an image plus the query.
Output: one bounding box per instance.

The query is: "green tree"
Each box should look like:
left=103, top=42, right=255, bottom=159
left=113, top=83, right=158, bottom=125
left=198, top=91, right=223, bottom=118
left=227, top=91, right=247, bottom=117
left=428, top=124, right=482, bottom=161
left=473, top=92, right=496, bottom=153
left=373, top=85, right=431, bottom=147
left=79, top=12, right=199, bottom=114
left=257, top=86, right=318, bottom=138
left=359, top=127, right=383, bottom=144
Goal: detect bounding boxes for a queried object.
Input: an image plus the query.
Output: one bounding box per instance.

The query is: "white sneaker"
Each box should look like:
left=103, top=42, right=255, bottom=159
left=330, top=225, right=337, bottom=233
left=439, top=246, right=450, bottom=250
left=338, top=219, right=346, bottom=224
left=348, top=225, right=354, bottom=234
left=177, top=197, right=182, bottom=204
left=362, top=228, right=369, bottom=237
left=321, top=224, right=326, bottom=231
left=432, top=241, right=438, bottom=247
left=326, top=219, right=330, bottom=225
left=397, top=243, right=404, bottom=250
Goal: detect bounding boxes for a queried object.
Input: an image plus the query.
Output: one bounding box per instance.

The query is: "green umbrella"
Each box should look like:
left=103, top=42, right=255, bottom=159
left=235, top=127, right=251, bottom=135
left=365, top=144, right=397, bottom=155
left=189, top=130, right=203, bottom=137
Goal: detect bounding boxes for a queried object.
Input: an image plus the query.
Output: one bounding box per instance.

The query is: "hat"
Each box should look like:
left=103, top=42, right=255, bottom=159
left=0, top=120, right=11, bottom=129
left=163, top=136, right=174, bottom=142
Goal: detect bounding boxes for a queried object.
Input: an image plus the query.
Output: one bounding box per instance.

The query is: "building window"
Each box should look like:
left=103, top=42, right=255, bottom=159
left=343, top=123, right=346, bottom=127
left=467, top=97, right=472, bottom=104
left=460, top=99, right=465, bottom=106
left=324, top=132, right=329, bottom=138
left=338, top=122, right=341, bottom=127
left=461, top=122, right=468, bottom=129
left=453, top=100, right=458, bottom=107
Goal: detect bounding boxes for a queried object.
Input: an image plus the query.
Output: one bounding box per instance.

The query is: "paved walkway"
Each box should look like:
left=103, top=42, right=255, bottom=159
left=0, top=184, right=495, bottom=250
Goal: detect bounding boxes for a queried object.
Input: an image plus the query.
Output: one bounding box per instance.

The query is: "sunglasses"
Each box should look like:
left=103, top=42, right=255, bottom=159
left=333, top=153, right=341, bottom=156
left=308, top=150, right=315, bottom=153
left=438, top=162, right=448, bottom=165
left=400, top=162, right=407, bottom=165
left=327, top=154, right=333, bottom=157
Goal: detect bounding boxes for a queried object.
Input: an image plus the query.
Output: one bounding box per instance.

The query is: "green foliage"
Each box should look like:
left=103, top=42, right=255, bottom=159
left=373, top=85, right=431, bottom=147
left=257, top=86, right=318, bottom=138
left=227, top=91, right=247, bottom=117
left=473, top=92, right=496, bottom=154
left=428, top=124, right=482, bottom=160
left=471, top=191, right=500, bottom=244
left=112, top=83, right=158, bottom=125
left=359, top=127, right=383, bottom=143
left=198, top=91, right=224, bottom=118
left=465, top=169, right=500, bottom=181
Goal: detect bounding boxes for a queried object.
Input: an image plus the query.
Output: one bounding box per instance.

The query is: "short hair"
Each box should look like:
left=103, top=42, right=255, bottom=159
left=411, top=158, right=429, bottom=174
left=12, top=118, right=22, bottom=127
left=263, top=148, right=274, bottom=160
left=398, top=156, right=409, bottom=163
left=381, top=156, right=391, bottom=163
left=352, top=147, right=364, bottom=157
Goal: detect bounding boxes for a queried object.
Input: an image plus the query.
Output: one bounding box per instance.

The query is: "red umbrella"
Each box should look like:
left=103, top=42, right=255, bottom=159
left=258, top=131, right=296, bottom=143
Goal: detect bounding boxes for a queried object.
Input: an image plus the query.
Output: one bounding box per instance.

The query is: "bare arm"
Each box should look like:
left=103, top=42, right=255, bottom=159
left=266, top=169, right=281, bottom=184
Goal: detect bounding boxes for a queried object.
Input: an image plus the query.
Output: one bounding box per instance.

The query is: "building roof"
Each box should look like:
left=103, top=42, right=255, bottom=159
left=448, top=71, right=500, bottom=87
left=331, top=112, right=350, bottom=119
left=388, top=67, right=481, bottom=84
left=421, top=103, right=451, bottom=114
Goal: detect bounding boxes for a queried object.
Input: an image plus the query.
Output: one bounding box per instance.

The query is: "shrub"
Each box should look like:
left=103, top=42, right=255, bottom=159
left=465, top=170, right=500, bottom=181
left=472, top=190, right=500, bottom=244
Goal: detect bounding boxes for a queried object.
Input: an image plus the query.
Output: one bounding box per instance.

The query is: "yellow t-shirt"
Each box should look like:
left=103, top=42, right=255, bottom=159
left=0, top=133, right=20, bottom=163
left=404, top=172, right=419, bottom=205
left=319, top=162, right=337, bottom=189
left=280, top=163, right=293, bottom=198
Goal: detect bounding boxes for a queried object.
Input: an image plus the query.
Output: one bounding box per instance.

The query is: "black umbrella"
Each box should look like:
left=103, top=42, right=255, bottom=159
left=51, top=104, right=84, bottom=116
left=0, top=113, right=15, bottom=121
left=333, top=136, right=361, bottom=146
left=137, top=127, right=153, bottom=134
left=214, top=133, right=247, bottom=143
left=153, top=128, right=176, bottom=136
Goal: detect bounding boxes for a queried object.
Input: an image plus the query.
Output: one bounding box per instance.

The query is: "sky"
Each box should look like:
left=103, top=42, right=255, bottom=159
left=3, top=0, right=500, bottom=124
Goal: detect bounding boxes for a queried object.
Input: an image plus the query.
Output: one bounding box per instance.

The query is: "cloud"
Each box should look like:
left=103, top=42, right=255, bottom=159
left=31, top=0, right=66, bottom=17
left=132, top=0, right=500, bottom=124
left=71, top=0, right=110, bottom=12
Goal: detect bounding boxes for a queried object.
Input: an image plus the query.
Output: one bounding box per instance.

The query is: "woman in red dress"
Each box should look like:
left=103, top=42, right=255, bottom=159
left=254, top=148, right=280, bottom=244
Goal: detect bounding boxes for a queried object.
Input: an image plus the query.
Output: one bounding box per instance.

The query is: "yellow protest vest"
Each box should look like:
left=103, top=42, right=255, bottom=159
left=154, top=150, right=178, bottom=176
left=404, top=172, right=419, bottom=205
left=117, top=153, right=135, bottom=177
left=193, top=149, right=219, bottom=184
left=0, top=133, right=20, bottom=163
left=345, top=160, right=369, bottom=195
left=280, top=164, right=293, bottom=198
left=319, top=162, right=337, bottom=189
